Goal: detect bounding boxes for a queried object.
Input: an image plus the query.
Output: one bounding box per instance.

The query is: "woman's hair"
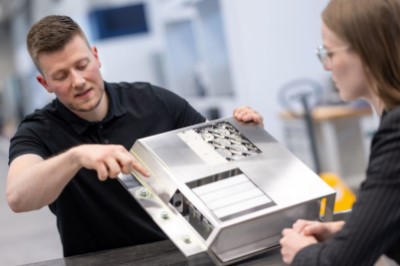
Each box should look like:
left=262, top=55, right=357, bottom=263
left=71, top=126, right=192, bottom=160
left=322, top=0, right=400, bottom=109
left=26, top=15, right=90, bottom=72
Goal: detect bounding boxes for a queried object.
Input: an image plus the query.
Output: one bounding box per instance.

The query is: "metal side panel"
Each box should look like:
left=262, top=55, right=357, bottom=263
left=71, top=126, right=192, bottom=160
left=118, top=172, right=208, bottom=257
left=209, top=200, right=321, bottom=264
left=128, top=140, right=178, bottom=200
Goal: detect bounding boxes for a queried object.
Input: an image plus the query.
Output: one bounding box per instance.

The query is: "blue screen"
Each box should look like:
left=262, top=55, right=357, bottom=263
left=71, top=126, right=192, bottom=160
left=89, top=3, right=149, bottom=40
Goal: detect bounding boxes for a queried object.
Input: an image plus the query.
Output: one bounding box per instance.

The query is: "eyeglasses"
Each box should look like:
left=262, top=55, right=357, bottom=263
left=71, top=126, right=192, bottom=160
left=316, top=45, right=349, bottom=67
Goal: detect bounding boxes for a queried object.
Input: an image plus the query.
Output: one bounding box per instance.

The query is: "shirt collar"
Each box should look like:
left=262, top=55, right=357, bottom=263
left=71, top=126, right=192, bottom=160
left=55, top=82, right=126, bottom=135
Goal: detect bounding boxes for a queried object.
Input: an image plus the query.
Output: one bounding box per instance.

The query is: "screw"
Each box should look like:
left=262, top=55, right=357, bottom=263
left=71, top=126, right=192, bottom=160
left=161, top=211, right=169, bottom=220
left=183, top=235, right=191, bottom=244
left=138, top=187, right=150, bottom=197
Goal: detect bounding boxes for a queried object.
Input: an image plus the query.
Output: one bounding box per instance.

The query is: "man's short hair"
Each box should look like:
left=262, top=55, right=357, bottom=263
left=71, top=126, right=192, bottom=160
left=26, top=15, right=90, bottom=72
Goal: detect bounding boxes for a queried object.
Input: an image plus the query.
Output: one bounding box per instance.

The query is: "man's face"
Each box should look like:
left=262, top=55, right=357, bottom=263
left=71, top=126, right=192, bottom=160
left=36, top=35, right=105, bottom=117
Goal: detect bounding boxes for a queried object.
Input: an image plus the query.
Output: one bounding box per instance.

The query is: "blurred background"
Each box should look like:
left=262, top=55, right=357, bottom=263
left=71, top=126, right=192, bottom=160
left=0, top=0, right=379, bottom=265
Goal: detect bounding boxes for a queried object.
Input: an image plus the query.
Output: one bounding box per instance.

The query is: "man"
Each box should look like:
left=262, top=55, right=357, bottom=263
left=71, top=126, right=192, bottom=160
left=6, top=15, right=263, bottom=256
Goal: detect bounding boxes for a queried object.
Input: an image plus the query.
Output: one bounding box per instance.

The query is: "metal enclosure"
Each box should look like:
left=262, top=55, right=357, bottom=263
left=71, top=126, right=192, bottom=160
left=118, top=117, right=335, bottom=265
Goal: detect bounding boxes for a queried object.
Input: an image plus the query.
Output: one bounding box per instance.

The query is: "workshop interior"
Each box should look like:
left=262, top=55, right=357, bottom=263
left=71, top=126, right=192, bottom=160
left=0, top=0, right=383, bottom=265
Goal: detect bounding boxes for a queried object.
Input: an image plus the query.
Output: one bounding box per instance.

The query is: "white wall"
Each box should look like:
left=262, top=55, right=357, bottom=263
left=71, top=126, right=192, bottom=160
left=220, top=0, right=330, bottom=142
left=91, top=0, right=164, bottom=84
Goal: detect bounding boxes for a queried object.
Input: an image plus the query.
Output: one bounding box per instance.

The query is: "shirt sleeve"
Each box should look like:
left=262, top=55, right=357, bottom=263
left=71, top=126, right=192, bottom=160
left=8, top=116, right=51, bottom=165
left=292, top=108, right=400, bottom=265
left=151, top=85, right=206, bottom=128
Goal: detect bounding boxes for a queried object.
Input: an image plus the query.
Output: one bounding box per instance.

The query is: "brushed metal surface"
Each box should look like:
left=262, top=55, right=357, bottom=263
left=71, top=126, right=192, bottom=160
left=119, top=117, right=335, bottom=265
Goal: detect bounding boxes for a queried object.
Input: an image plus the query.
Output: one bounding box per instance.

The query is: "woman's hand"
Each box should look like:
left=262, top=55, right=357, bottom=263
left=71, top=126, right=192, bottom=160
left=292, top=219, right=345, bottom=241
left=280, top=228, right=318, bottom=264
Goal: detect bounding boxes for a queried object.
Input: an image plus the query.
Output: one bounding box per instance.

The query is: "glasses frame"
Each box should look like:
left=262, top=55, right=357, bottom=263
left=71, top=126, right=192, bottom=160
left=316, top=45, right=349, bottom=67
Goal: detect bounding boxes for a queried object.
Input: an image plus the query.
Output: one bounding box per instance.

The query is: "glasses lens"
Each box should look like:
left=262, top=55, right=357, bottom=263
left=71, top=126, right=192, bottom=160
left=316, top=45, right=327, bottom=66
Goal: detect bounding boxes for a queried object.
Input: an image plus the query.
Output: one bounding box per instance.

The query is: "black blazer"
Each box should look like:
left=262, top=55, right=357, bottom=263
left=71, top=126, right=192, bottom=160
left=292, top=107, right=400, bottom=266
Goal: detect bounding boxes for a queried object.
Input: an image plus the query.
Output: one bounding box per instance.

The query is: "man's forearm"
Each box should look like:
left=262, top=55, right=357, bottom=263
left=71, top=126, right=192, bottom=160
left=6, top=148, right=82, bottom=212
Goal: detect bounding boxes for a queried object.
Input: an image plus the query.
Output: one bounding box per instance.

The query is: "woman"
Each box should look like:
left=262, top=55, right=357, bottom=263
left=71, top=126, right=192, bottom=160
left=279, top=0, right=400, bottom=265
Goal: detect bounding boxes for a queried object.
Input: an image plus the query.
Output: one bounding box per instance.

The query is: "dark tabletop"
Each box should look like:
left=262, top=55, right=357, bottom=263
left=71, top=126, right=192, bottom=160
left=24, top=240, right=285, bottom=266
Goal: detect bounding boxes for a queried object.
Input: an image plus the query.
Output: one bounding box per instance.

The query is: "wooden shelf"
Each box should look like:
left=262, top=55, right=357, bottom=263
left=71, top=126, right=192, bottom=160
left=280, top=105, right=373, bottom=122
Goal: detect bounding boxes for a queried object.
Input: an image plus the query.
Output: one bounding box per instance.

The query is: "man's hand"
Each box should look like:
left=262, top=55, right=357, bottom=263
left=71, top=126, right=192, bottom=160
left=280, top=228, right=318, bottom=265
left=233, top=106, right=264, bottom=127
left=72, top=144, right=149, bottom=181
left=7, top=144, right=150, bottom=212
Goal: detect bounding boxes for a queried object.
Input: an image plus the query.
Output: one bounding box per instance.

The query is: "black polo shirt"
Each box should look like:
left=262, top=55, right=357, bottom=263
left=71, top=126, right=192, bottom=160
left=9, top=81, right=206, bottom=256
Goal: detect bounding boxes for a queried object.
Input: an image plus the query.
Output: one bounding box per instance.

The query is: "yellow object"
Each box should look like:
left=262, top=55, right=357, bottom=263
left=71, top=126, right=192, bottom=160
left=320, top=172, right=356, bottom=215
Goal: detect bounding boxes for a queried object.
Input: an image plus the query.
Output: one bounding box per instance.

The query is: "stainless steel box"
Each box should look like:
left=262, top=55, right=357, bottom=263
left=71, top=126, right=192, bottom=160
left=119, top=117, right=335, bottom=265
